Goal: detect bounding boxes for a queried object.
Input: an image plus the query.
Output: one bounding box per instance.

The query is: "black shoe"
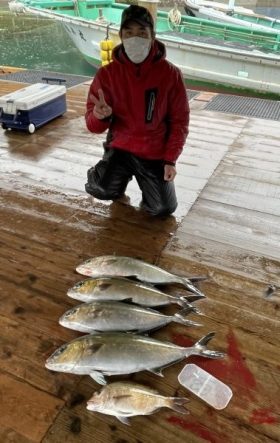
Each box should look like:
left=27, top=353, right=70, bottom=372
left=87, top=166, right=96, bottom=183
left=85, top=182, right=96, bottom=196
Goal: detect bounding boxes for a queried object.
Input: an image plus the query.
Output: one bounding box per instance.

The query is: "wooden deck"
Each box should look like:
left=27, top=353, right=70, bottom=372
left=0, top=80, right=279, bottom=443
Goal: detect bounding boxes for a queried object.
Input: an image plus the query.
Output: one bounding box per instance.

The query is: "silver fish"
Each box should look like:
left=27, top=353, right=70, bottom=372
left=76, top=256, right=206, bottom=297
left=59, top=300, right=202, bottom=333
left=67, top=277, right=203, bottom=310
left=87, top=381, right=189, bottom=425
left=45, top=332, right=225, bottom=385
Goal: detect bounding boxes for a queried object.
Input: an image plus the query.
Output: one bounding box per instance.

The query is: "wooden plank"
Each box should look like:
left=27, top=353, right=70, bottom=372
left=0, top=314, right=81, bottom=394
left=159, top=254, right=280, bottom=322
left=163, top=233, right=280, bottom=287
left=0, top=97, right=249, bottom=222
left=223, top=153, right=280, bottom=173
left=0, top=196, right=172, bottom=256
left=175, top=200, right=280, bottom=259
left=0, top=184, right=177, bottom=234
left=211, top=175, right=280, bottom=199
left=204, top=185, right=280, bottom=216
left=0, top=428, right=34, bottom=443
left=217, top=165, right=280, bottom=186
left=43, top=319, right=280, bottom=443
left=0, top=372, right=63, bottom=442
left=182, top=199, right=280, bottom=237
left=1, top=80, right=280, bottom=443
left=0, top=279, right=78, bottom=341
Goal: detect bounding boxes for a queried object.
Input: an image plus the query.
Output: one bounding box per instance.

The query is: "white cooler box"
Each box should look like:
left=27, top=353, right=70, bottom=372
left=0, top=83, right=67, bottom=133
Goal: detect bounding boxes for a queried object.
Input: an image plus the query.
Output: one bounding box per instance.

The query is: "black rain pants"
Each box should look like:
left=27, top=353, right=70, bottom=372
left=85, top=148, right=177, bottom=216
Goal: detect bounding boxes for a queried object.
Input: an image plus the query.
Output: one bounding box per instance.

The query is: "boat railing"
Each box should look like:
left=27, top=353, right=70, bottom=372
left=16, top=0, right=280, bottom=53
left=233, top=13, right=280, bottom=31
left=156, top=12, right=280, bottom=52
left=24, top=0, right=114, bottom=9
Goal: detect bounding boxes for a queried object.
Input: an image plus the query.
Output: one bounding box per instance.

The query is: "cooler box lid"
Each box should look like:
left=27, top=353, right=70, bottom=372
left=0, top=83, right=66, bottom=115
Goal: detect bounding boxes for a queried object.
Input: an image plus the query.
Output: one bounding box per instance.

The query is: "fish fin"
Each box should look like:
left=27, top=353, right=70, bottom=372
left=178, top=299, right=203, bottom=315
left=89, top=343, right=104, bottom=353
left=103, top=257, right=118, bottom=265
left=148, top=368, right=165, bottom=377
left=181, top=294, right=206, bottom=303
left=126, top=275, right=140, bottom=281
left=176, top=306, right=194, bottom=316
left=98, top=283, right=112, bottom=291
left=173, top=312, right=202, bottom=327
left=89, top=371, right=107, bottom=385
left=149, top=362, right=179, bottom=376
left=121, top=298, right=134, bottom=304
left=196, top=331, right=215, bottom=346
left=116, top=416, right=131, bottom=426
left=169, top=397, right=190, bottom=414
left=188, top=332, right=226, bottom=359
left=179, top=278, right=206, bottom=298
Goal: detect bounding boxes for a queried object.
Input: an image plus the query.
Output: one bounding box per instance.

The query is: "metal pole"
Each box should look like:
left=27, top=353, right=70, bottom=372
left=228, top=0, right=235, bottom=10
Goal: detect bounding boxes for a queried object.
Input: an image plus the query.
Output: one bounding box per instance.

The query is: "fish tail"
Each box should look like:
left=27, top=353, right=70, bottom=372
left=180, top=278, right=206, bottom=298
left=178, top=297, right=204, bottom=315
left=174, top=309, right=202, bottom=327
left=188, top=332, right=226, bottom=359
left=168, top=397, right=189, bottom=414
left=181, top=294, right=206, bottom=303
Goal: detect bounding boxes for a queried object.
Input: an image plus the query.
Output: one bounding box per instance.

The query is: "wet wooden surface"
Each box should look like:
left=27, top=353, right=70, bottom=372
left=0, top=80, right=279, bottom=443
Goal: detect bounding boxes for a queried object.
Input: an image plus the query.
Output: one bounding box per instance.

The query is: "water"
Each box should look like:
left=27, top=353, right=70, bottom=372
left=0, top=11, right=96, bottom=76
left=0, top=5, right=279, bottom=76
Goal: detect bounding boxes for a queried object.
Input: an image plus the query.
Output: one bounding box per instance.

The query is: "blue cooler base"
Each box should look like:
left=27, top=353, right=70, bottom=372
left=0, top=88, right=67, bottom=133
left=1, top=95, right=67, bottom=133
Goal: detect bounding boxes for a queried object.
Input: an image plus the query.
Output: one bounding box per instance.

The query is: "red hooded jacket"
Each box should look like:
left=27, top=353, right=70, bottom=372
left=85, top=39, right=189, bottom=164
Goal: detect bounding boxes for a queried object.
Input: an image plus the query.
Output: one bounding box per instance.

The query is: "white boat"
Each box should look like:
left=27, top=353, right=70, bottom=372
left=184, top=0, right=280, bottom=34
left=8, top=0, right=280, bottom=97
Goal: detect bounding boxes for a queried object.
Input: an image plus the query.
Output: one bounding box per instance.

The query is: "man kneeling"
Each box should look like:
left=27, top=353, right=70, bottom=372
left=85, top=5, right=189, bottom=216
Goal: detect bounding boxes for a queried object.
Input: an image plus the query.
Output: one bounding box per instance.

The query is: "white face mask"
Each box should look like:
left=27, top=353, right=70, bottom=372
left=123, top=36, right=152, bottom=64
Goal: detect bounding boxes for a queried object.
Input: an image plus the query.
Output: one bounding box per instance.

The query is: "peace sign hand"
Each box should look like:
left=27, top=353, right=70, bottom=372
left=90, top=89, right=112, bottom=120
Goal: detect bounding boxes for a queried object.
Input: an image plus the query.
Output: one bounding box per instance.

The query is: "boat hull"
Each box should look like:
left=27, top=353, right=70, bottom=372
left=61, top=20, right=280, bottom=96
left=10, top=4, right=280, bottom=98
left=184, top=0, right=280, bottom=34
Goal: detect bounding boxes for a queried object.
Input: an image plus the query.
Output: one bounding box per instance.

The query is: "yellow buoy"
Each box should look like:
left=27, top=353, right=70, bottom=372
left=100, top=40, right=114, bottom=51
left=100, top=50, right=109, bottom=62
left=100, top=39, right=114, bottom=65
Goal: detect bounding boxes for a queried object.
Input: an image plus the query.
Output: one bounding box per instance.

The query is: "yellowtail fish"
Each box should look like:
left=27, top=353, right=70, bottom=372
left=67, top=277, right=204, bottom=310
left=76, top=256, right=206, bottom=297
left=45, top=332, right=225, bottom=385
left=87, top=381, right=189, bottom=425
left=59, top=300, right=202, bottom=333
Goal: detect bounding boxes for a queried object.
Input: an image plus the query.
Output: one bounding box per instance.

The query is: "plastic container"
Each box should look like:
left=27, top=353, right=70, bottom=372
left=0, top=83, right=66, bottom=133
left=178, top=363, right=233, bottom=410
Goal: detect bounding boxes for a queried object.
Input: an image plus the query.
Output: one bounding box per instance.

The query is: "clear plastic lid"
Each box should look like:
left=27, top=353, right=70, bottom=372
left=178, top=363, right=233, bottom=410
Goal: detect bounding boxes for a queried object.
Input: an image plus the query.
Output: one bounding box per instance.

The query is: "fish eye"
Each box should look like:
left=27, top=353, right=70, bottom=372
left=55, top=344, right=67, bottom=355
left=74, top=281, right=84, bottom=288
left=65, top=307, right=78, bottom=317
